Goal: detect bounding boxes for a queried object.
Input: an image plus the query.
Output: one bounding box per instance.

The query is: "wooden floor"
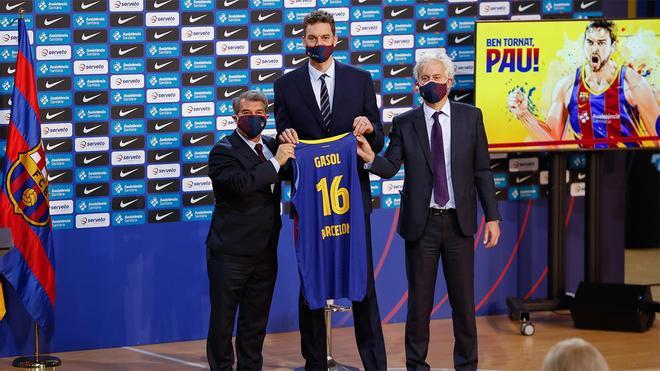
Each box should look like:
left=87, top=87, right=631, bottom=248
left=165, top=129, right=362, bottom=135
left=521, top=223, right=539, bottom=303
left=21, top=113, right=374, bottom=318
left=2, top=312, right=658, bottom=370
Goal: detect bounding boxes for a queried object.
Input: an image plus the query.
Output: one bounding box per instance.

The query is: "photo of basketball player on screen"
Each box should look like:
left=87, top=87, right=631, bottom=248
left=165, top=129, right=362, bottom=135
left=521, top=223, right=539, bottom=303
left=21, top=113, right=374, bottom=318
left=508, top=19, right=660, bottom=148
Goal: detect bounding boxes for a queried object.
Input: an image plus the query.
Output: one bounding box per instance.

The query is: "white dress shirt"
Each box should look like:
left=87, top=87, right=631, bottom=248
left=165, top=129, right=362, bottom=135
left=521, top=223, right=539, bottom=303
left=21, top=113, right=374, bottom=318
left=308, top=59, right=335, bottom=111
left=237, top=133, right=280, bottom=192
left=423, top=101, right=456, bottom=209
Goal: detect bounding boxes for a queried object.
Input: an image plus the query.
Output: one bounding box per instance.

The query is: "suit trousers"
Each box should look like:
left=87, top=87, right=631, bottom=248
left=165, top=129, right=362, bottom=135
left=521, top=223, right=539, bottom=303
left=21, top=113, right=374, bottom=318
left=207, top=249, right=278, bottom=371
left=405, top=211, right=477, bottom=371
left=298, top=216, right=387, bottom=371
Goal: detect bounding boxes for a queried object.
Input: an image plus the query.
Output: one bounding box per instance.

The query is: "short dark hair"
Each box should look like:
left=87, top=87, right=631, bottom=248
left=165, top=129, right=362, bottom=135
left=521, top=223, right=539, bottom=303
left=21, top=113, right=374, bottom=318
left=585, top=19, right=617, bottom=43
left=303, top=10, right=335, bottom=36
left=232, top=90, right=268, bottom=113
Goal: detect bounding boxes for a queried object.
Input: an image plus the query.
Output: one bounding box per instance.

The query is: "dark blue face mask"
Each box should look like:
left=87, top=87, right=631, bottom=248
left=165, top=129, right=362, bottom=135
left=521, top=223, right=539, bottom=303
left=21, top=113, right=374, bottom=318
left=418, top=80, right=449, bottom=104
left=305, top=44, right=334, bottom=63
left=236, top=115, right=267, bottom=139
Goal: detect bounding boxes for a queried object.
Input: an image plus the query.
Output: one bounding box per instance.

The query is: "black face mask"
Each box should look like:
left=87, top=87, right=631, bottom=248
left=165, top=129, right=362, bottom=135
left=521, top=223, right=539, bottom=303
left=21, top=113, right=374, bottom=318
left=236, top=115, right=267, bottom=139
left=305, top=44, right=334, bottom=63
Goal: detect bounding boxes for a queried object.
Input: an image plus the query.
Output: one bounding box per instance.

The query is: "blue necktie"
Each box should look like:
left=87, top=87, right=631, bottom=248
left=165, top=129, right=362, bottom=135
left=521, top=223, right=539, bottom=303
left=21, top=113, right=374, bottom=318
left=431, top=111, right=449, bottom=207
left=319, top=74, right=332, bottom=133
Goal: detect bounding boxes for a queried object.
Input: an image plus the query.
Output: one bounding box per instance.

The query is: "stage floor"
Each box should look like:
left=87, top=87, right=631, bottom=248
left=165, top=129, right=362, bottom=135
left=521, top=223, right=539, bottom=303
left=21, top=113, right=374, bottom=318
left=3, top=313, right=658, bottom=370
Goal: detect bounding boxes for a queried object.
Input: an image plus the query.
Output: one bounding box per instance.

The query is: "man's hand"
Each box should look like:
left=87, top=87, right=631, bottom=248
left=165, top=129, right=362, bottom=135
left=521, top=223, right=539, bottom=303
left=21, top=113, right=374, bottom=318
left=274, top=143, right=295, bottom=166
left=352, top=116, right=374, bottom=136
left=279, top=128, right=299, bottom=144
left=355, top=134, right=375, bottom=163
left=483, top=220, right=500, bottom=248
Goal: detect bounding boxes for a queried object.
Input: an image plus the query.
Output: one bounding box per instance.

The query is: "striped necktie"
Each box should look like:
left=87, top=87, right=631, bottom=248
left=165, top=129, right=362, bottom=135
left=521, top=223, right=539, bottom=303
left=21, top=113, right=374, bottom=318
left=319, top=73, right=332, bottom=133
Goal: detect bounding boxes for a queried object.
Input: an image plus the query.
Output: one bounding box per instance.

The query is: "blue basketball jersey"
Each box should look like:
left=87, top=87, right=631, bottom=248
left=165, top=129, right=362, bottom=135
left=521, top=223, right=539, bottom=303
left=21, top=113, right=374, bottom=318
left=292, top=133, right=367, bottom=309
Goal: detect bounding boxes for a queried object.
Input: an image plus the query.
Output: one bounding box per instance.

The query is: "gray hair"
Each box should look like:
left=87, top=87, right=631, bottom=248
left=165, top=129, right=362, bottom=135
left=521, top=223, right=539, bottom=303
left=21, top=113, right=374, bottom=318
left=232, top=90, right=268, bottom=113
left=542, top=338, right=609, bottom=371
left=413, top=51, right=456, bottom=81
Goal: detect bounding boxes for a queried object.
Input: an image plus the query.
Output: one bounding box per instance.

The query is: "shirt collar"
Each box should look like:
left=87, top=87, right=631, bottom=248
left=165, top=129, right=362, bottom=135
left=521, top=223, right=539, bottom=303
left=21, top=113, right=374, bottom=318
left=308, top=59, right=335, bottom=81
left=422, top=99, right=451, bottom=120
left=237, top=130, right=264, bottom=150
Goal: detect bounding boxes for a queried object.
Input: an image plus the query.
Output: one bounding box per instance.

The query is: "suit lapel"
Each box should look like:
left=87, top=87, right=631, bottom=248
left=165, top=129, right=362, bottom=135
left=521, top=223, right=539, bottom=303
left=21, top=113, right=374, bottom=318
left=330, top=61, right=344, bottom=133
left=412, top=106, right=433, bottom=172
left=229, top=131, right=260, bottom=165
left=263, top=135, right=277, bottom=156
left=294, top=64, right=323, bottom=129
left=449, top=101, right=459, bottom=173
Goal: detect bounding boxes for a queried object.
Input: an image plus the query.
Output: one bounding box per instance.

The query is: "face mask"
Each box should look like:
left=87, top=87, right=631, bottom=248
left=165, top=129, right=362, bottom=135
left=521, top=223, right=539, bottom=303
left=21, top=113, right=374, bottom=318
left=236, top=115, right=267, bottom=139
left=418, top=80, right=448, bottom=104
left=305, top=45, right=334, bottom=63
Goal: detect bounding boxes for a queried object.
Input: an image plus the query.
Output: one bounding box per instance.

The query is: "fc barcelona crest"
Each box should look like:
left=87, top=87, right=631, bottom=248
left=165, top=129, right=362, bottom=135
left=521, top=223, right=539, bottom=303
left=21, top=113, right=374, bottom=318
left=5, top=143, right=50, bottom=226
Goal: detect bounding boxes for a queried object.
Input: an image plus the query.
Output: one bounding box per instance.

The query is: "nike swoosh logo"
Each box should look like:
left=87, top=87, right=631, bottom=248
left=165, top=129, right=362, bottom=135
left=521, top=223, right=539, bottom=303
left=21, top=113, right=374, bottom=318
left=80, top=1, right=99, bottom=10
left=389, top=96, right=406, bottom=105
left=83, top=155, right=102, bottom=164
left=155, top=211, right=174, bottom=221
left=518, top=3, right=534, bottom=12
left=45, top=80, right=65, bottom=89
left=119, top=138, right=139, bottom=147
left=155, top=182, right=173, bottom=191
left=490, top=163, right=501, bottom=169
left=6, top=2, right=25, bottom=11
left=454, top=35, right=471, bottom=44
left=190, top=165, right=207, bottom=174
left=154, top=61, right=173, bottom=70
left=81, top=32, right=101, bottom=41
left=154, top=30, right=173, bottom=40
left=258, top=42, right=276, bottom=52
left=155, top=152, right=174, bottom=161
left=258, top=72, right=276, bottom=82
left=455, top=5, right=471, bottom=15
left=189, top=14, right=208, bottom=23
left=291, top=56, right=308, bottom=65
left=154, top=121, right=173, bottom=131
left=223, top=29, right=241, bottom=37
left=82, top=93, right=102, bottom=103
left=223, top=59, right=241, bottom=67
left=46, top=142, right=66, bottom=151
left=390, top=9, right=407, bottom=17
left=189, top=75, right=207, bottom=84
left=580, top=0, right=597, bottom=9
left=118, top=16, right=136, bottom=25
left=224, top=0, right=239, bottom=5
left=190, top=194, right=208, bottom=204
left=189, top=135, right=208, bottom=144
left=423, top=22, right=440, bottom=31
left=357, top=54, right=375, bottom=63
left=83, top=124, right=102, bottom=134
left=453, top=93, right=470, bottom=101
left=120, top=199, right=139, bottom=208
left=84, top=185, right=103, bottom=195
left=292, top=27, right=304, bottom=36
left=516, top=175, right=532, bottom=183
left=258, top=13, right=276, bottom=21
left=223, top=89, right=241, bottom=98
left=120, top=169, right=138, bottom=178
left=7, top=67, right=15, bottom=74
left=118, top=47, right=137, bottom=56
left=578, top=173, right=586, bottom=180
left=44, top=17, right=63, bottom=26
left=119, top=108, right=138, bottom=117
left=189, top=45, right=207, bottom=54
left=389, top=66, right=407, bottom=76
left=153, top=0, right=172, bottom=9
left=47, top=172, right=66, bottom=181
left=46, top=111, right=65, bottom=120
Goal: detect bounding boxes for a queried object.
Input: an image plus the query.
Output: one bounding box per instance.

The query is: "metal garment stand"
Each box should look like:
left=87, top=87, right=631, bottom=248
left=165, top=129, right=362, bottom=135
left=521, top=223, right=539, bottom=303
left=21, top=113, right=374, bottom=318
left=325, top=303, right=358, bottom=371
left=12, top=322, right=62, bottom=369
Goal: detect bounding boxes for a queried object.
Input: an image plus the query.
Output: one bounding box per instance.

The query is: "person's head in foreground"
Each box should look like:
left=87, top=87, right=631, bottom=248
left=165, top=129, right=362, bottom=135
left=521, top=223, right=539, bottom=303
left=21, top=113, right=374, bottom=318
left=541, top=337, right=609, bottom=371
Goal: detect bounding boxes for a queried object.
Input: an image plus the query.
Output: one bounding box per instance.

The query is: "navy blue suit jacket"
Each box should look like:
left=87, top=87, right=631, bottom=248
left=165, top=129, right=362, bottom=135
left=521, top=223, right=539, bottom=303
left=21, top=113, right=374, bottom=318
left=274, top=61, right=383, bottom=213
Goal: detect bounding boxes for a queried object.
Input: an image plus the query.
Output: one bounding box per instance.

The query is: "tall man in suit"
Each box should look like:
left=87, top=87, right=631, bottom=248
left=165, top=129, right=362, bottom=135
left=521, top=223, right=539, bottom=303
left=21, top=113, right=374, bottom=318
left=274, top=10, right=387, bottom=371
left=206, top=90, right=295, bottom=370
left=356, top=53, right=502, bottom=371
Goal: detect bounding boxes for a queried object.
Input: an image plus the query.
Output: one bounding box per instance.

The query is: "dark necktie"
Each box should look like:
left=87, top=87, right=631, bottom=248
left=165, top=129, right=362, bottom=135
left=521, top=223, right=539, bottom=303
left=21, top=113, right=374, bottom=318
left=431, top=111, right=449, bottom=207
left=319, top=73, right=332, bottom=133
left=254, top=143, right=267, bottom=162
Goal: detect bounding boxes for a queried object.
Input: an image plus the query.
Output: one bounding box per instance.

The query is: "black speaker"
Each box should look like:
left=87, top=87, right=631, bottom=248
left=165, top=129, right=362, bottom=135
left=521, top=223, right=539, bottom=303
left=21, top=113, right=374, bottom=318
left=571, top=282, right=656, bottom=332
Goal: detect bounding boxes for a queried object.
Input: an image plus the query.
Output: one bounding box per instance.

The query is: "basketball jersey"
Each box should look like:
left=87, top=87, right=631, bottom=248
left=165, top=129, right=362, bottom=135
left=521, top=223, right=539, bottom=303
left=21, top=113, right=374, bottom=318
left=567, top=65, right=644, bottom=148
left=292, top=133, right=367, bottom=309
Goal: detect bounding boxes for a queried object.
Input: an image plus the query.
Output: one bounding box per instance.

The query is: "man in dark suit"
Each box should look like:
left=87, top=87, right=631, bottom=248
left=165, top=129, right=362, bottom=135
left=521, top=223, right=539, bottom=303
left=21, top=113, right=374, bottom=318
left=206, top=90, right=295, bottom=371
left=274, top=10, right=387, bottom=371
left=356, top=53, right=501, bottom=371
